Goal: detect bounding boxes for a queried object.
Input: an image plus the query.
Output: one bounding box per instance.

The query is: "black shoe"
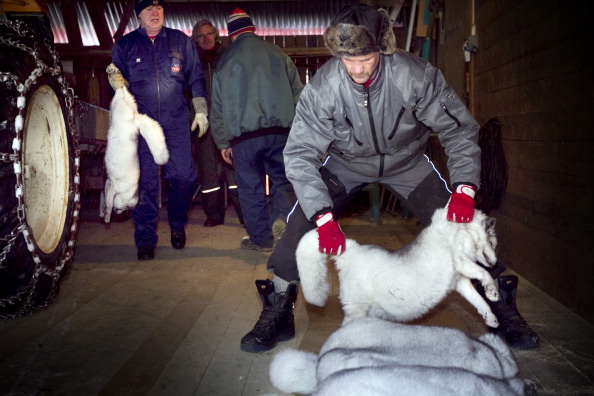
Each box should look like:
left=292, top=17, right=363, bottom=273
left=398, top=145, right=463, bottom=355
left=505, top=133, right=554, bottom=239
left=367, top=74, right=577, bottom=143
left=171, top=230, right=186, bottom=249
left=240, top=280, right=298, bottom=353
left=489, top=275, right=540, bottom=349
left=137, top=247, right=155, bottom=261
left=204, top=217, right=223, bottom=227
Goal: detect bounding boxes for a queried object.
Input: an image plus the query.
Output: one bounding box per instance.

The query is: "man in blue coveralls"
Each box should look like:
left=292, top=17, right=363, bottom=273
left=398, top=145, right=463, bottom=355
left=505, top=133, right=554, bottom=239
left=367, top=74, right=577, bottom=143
left=107, top=0, right=208, bottom=260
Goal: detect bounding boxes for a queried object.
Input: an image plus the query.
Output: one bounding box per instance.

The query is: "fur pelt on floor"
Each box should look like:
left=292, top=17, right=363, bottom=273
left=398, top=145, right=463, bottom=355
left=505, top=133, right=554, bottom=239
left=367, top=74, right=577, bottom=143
left=269, top=317, right=537, bottom=396
left=296, top=208, right=501, bottom=327
left=102, top=87, right=168, bottom=223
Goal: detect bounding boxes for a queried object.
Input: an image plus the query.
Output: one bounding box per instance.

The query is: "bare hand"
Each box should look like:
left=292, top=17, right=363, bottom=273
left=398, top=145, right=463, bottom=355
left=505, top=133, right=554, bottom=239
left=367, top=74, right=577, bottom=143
left=221, top=148, right=233, bottom=165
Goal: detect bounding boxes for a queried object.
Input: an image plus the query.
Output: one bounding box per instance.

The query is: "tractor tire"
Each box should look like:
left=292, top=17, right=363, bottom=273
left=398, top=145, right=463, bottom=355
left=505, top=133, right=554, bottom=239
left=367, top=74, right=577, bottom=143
left=0, top=16, right=80, bottom=318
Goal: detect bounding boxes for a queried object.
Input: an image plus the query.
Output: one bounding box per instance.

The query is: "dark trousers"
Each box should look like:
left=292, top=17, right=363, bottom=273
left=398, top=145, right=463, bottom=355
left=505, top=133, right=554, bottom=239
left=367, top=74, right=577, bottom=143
left=232, top=132, right=295, bottom=247
left=194, top=133, right=243, bottom=222
left=133, top=128, right=195, bottom=248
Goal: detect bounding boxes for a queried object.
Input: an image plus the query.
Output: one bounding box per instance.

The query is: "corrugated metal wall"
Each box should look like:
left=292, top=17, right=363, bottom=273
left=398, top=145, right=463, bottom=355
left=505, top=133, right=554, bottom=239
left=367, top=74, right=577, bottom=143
left=49, top=0, right=359, bottom=45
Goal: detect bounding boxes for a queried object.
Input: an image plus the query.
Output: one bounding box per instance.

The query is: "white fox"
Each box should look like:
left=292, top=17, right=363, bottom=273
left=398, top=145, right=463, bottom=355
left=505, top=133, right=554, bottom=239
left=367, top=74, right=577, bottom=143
left=296, top=208, right=500, bottom=327
left=102, top=86, right=168, bottom=223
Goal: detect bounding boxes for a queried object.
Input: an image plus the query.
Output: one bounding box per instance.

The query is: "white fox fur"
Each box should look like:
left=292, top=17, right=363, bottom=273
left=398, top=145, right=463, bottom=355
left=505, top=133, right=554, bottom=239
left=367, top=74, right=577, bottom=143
left=269, top=317, right=535, bottom=396
left=296, top=208, right=500, bottom=327
left=102, top=87, right=169, bottom=223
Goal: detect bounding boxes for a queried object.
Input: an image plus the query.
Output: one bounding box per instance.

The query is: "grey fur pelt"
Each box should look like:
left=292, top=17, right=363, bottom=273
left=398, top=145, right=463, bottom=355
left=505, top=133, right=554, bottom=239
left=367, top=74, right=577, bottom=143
left=269, top=317, right=537, bottom=395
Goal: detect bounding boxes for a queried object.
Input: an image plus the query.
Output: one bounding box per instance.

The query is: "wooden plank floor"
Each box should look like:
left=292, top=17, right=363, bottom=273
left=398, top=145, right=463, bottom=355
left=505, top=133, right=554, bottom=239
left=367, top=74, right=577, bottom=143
left=0, top=200, right=592, bottom=395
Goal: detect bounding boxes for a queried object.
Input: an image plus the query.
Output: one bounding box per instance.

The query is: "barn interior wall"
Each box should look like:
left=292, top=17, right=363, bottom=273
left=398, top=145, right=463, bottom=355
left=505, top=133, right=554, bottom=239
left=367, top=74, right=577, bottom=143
left=440, top=0, right=593, bottom=324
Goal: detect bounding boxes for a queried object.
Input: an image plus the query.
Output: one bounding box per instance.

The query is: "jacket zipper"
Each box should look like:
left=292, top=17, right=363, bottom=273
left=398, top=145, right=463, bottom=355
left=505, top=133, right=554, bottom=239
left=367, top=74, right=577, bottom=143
left=152, top=38, right=161, bottom=118
left=364, top=86, right=384, bottom=177
left=439, top=102, right=461, bottom=127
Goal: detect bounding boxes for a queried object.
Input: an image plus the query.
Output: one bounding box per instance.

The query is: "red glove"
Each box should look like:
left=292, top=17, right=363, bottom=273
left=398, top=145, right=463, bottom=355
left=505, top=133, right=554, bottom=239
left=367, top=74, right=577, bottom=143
left=447, top=184, right=476, bottom=223
left=316, top=212, right=346, bottom=255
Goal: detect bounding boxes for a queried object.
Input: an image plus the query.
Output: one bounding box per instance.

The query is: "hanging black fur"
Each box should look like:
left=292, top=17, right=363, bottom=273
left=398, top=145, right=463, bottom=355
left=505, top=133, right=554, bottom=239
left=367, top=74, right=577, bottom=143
left=476, top=118, right=508, bottom=215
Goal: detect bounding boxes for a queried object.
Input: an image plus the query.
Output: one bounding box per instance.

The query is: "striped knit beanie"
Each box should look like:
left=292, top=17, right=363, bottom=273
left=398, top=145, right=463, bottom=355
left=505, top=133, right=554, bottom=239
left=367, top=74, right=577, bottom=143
left=227, top=8, right=256, bottom=38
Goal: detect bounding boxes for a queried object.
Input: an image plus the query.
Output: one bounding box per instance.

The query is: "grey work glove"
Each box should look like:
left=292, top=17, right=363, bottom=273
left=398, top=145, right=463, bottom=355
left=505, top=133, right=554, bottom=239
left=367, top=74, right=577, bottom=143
left=106, top=63, right=129, bottom=90
left=191, top=97, right=209, bottom=137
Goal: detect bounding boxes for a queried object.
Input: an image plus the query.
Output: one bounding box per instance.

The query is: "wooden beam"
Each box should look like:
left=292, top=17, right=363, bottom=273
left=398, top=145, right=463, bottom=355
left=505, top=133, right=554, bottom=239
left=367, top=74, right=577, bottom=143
left=282, top=46, right=330, bottom=57
left=55, top=46, right=331, bottom=64
left=114, top=0, right=136, bottom=42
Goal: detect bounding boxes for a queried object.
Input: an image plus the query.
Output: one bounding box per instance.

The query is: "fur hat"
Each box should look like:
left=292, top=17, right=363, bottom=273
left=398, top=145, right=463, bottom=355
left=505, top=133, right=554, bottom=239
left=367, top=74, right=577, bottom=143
left=323, top=4, right=397, bottom=57
left=135, top=0, right=165, bottom=16
left=227, top=8, right=256, bottom=38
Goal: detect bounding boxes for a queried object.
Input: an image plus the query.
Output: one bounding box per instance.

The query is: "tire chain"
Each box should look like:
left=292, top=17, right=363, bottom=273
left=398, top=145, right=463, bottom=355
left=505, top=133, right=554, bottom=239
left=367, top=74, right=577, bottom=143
left=0, top=18, right=81, bottom=316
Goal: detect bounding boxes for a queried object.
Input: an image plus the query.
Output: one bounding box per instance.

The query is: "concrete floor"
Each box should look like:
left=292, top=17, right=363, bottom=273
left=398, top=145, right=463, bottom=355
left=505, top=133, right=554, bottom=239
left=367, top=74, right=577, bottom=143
left=0, top=199, right=593, bottom=395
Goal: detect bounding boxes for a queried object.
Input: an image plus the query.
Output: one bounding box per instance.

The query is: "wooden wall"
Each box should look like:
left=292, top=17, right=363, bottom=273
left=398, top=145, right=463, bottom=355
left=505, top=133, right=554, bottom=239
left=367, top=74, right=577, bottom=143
left=441, top=0, right=593, bottom=324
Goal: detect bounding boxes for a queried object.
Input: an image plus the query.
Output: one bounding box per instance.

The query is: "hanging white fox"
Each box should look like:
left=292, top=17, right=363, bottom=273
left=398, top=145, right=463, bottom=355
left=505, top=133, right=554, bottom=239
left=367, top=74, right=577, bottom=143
left=102, top=86, right=169, bottom=223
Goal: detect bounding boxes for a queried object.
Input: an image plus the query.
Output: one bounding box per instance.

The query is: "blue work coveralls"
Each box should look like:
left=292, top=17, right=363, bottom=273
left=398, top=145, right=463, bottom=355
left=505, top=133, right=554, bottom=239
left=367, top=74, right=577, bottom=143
left=112, top=26, right=206, bottom=248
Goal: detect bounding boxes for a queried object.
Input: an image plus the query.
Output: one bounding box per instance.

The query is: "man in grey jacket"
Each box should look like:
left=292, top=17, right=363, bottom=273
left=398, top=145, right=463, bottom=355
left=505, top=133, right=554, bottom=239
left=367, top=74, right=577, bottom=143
left=240, top=4, right=538, bottom=353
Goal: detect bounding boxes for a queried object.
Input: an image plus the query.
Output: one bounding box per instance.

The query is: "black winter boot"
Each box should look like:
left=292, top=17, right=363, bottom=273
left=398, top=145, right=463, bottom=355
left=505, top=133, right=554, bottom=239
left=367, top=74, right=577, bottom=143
left=489, top=275, right=540, bottom=349
left=240, top=279, right=298, bottom=353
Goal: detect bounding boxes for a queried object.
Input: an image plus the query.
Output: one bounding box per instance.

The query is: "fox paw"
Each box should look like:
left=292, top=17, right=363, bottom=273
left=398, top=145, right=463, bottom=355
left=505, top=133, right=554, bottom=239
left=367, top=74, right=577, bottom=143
left=106, top=63, right=120, bottom=74
left=484, top=284, right=500, bottom=302
left=485, top=312, right=499, bottom=328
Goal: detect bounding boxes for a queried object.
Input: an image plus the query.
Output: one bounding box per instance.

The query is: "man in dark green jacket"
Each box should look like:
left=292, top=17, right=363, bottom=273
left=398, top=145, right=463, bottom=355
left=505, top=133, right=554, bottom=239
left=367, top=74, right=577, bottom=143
left=210, top=8, right=303, bottom=251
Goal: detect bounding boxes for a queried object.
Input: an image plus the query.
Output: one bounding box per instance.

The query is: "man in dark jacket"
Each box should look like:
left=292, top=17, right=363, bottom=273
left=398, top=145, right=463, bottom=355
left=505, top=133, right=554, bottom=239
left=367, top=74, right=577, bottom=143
left=108, top=0, right=207, bottom=260
left=191, top=19, right=243, bottom=228
left=210, top=8, right=303, bottom=252
left=240, top=4, right=538, bottom=353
